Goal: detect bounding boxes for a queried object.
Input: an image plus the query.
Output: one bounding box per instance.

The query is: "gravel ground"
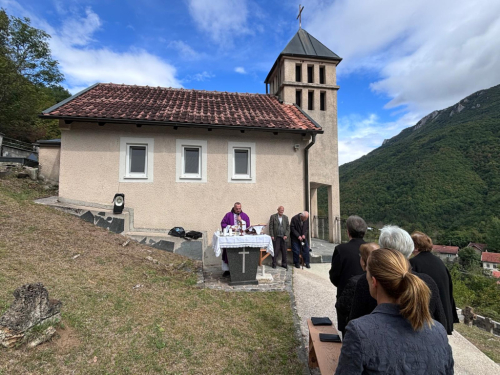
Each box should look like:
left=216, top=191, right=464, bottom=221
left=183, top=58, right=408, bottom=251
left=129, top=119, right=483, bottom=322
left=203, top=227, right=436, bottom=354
left=293, top=263, right=500, bottom=375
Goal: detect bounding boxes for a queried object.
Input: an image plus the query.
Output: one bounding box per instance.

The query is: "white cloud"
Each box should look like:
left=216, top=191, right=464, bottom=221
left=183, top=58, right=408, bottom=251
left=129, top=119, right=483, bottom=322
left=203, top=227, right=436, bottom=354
left=234, top=67, right=246, bottom=74
left=59, top=7, right=101, bottom=46
left=167, top=40, right=201, bottom=60
left=1, top=1, right=182, bottom=92
left=183, top=71, right=214, bottom=83
left=306, top=0, right=500, bottom=115
left=337, top=113, right=418, bottom=165
left=187, top=0, right=250, bottom=45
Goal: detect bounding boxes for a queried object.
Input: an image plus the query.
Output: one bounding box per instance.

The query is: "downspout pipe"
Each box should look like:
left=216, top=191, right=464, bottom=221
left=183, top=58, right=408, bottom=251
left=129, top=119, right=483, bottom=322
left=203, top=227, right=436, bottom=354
left=304, top=133, right=316, bottom=213
left=304, top=133, right=316, bottom=245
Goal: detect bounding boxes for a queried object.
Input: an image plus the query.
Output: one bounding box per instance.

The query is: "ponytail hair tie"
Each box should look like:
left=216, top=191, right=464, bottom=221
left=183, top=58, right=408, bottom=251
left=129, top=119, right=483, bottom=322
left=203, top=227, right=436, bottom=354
left=402, top=271, right=408, bottom=280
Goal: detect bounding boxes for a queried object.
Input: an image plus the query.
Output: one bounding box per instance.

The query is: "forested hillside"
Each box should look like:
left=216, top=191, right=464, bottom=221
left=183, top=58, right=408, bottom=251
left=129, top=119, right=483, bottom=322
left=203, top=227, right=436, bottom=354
left=338, top=84, right=500, bottom=248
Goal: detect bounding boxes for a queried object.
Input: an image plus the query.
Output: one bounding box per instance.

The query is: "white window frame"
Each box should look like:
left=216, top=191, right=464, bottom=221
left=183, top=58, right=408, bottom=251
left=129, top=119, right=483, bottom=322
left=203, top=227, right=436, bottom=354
left=119, top=137, right=154, bottom=183
left=228, top=141, right=256, bottom=183
left=176, top=139, right=207, bottom=183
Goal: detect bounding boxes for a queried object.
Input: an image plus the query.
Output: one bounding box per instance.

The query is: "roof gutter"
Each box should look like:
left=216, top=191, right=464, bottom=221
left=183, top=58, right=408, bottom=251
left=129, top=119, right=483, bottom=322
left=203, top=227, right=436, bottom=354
left=38, top=115, right=324, bottom=135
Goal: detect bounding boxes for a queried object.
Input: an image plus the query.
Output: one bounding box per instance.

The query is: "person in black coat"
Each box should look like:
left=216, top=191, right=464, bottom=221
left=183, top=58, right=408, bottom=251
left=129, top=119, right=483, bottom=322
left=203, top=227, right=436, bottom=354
left=290, top=211, right=310, bottom=268
left=336, top=242, right=379, bottom=335
left=348, top=226, right=448, bottom=331
left=410, top=231, right=459, bottom=334
left=329, top=215, right=367, bottom=335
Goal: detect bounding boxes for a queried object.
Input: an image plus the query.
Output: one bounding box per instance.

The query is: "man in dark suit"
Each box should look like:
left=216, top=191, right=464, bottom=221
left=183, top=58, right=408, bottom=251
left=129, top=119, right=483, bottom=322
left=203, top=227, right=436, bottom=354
left=268, top=206, right=290, bottom=269
left=329, top=215, right=367, bottom=335
left=290, top=211, right=310, bottom=269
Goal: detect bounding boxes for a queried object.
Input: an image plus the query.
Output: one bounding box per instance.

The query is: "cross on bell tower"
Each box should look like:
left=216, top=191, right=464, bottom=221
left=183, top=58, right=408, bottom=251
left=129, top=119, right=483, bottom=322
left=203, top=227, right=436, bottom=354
left=297, top=4, right=304, bottom=29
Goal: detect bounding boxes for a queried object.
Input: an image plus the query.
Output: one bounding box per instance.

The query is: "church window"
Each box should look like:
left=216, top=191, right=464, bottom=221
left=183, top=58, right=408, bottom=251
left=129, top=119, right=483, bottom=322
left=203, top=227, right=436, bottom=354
left=308, top=91, right=314, bottom=110
left=228, top=142, right=256, bottom=183
left=320, top=92, right=326, bottom=111
left=176, top=139, right=207, bottom=182
left=183, top=147, right=200, bottom=175
left=296, top=90, right=302, bottom=107
left=307, top=65, right=314, bottom=83
left=129, top=146, right=146, bottom=175
left=234, top=150, right=249, bottom=175
left=319, top=66, right=325, bottom=84
left=119, top=137, right=154, bottom=182
left=296, top=64, right=302, bottom=82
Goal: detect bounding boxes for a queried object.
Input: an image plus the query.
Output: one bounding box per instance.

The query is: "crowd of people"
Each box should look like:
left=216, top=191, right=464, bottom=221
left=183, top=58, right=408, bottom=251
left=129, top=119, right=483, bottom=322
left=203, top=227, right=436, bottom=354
left=331, top=216, right=457, bottom=374
left=219, top=205, right=457, bottom=373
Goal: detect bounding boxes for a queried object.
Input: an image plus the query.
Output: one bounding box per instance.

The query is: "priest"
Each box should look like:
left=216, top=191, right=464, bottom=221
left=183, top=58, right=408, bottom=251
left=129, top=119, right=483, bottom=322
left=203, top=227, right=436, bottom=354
left=220, top=202, right=251, bottom=277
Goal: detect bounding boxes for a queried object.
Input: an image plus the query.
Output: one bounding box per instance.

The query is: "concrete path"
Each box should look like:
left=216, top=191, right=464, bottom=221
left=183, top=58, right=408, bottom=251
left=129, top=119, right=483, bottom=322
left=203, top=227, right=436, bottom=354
left=293, top=263, right=500, bottom=375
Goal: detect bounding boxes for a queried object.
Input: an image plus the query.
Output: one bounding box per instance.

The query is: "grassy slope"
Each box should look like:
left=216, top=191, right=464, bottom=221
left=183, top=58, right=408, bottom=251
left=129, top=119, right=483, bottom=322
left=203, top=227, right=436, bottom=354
left=455, top=324, right=500, bottom=364
left=337, top=84, right=500, bottom=245
left=0, top=178, right=304, bottom=375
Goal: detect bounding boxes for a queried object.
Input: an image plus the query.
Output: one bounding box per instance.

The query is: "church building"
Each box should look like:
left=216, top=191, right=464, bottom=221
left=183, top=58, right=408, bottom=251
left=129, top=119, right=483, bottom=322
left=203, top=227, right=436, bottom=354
left=40, top=27, right=342, bottom=263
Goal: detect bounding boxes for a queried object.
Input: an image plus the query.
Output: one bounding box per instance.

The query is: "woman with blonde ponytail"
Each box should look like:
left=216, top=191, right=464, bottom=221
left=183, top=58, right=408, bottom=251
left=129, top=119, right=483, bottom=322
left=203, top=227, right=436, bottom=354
left=335, top=248, right=454, bottom=374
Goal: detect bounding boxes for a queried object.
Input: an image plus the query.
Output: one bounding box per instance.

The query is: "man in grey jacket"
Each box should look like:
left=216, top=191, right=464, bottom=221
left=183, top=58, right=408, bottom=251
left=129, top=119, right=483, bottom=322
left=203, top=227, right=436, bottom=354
left=268, top=206, right=290, bottom=269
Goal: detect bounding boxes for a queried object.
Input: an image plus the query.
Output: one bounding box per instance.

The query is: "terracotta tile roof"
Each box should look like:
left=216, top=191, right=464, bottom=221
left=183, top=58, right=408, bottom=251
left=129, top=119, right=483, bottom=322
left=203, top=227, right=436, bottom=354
left=41, top=83, right=321, bottom=132
left=482, top=252, right=500, bottom=263
left=432, top=245, right=459, bottom=255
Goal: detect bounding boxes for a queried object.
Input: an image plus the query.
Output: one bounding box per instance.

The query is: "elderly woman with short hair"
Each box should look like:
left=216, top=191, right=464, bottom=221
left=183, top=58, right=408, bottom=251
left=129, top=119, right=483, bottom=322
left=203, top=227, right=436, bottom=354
left=410, top=231, right=459, bottom=334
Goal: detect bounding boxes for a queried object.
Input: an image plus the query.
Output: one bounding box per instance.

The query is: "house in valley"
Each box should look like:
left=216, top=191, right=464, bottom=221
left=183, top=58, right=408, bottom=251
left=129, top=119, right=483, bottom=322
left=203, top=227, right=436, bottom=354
left=482, top=252, right=500, bottom=271
left=468, top=242, right=487, bottom=255
left=432, top=245, right=459, bottom=262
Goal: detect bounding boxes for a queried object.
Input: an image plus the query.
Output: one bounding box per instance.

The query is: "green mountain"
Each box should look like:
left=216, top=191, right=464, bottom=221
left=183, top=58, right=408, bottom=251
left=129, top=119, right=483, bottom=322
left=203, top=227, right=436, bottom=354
left=337, top=84, right=500, bottom=248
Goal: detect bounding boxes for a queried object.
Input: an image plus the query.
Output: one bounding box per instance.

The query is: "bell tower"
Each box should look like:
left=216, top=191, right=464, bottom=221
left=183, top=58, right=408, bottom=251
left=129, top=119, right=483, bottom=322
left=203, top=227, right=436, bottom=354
left=264, top=28, right=342, bottom=243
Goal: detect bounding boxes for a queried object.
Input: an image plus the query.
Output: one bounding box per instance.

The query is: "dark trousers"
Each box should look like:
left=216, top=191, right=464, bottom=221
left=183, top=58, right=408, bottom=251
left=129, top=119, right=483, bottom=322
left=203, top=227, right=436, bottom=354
left=337, top=310, right=347, bottom=337
left=291, top=239, right=310, bottom=265
left=272, top=236, right=287, bottom=266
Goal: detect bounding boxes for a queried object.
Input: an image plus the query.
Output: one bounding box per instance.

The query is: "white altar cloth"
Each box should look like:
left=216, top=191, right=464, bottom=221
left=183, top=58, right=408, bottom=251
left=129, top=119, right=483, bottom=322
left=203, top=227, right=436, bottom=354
left=212, top=233, right=274, bottom=257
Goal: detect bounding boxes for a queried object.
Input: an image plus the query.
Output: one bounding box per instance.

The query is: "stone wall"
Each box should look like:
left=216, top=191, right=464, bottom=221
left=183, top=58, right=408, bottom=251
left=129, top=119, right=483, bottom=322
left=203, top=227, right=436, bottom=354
left=128, top=233, right=205, bottom=261
left=457, top=308, right=500, bottom=336
left=1, top=145, right=32, bottom=158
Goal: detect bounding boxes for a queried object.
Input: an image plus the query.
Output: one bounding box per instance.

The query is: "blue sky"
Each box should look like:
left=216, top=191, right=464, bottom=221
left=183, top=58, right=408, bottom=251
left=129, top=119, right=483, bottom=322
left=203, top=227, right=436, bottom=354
left=3, top=0, right=500, bottom=165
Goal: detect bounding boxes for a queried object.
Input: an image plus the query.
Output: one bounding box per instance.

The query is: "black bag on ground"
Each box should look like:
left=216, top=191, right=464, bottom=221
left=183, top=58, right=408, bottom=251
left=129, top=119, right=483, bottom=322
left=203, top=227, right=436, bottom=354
left=185, top=231, right=203, bottom=240
left=168, top=227, right=185, bottom=237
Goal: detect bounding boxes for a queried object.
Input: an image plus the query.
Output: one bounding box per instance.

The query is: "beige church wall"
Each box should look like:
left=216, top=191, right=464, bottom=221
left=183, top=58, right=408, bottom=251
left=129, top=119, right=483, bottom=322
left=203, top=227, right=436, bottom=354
left=38, top=146, right=61, bottom=183
left=59, top=121, right=309, bottom=241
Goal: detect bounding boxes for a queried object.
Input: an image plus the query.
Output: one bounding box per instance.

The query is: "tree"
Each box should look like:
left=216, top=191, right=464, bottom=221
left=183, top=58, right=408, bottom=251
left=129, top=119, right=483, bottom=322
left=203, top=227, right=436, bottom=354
left=486, top=217, right=500, bottom=251
left=458, top=247, right=482, bottom=270
left=0, top=9, right=68, bottom=142
left=1, top=9, right=62, bottom=86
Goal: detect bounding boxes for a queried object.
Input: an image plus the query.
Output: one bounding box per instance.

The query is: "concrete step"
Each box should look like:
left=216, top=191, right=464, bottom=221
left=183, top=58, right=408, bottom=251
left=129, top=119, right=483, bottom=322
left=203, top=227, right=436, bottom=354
left=35, top=196, right=129, bottom=233
left=310, top=238, right=337, bottom=263
left=125, top=231, right=205, bottom=261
